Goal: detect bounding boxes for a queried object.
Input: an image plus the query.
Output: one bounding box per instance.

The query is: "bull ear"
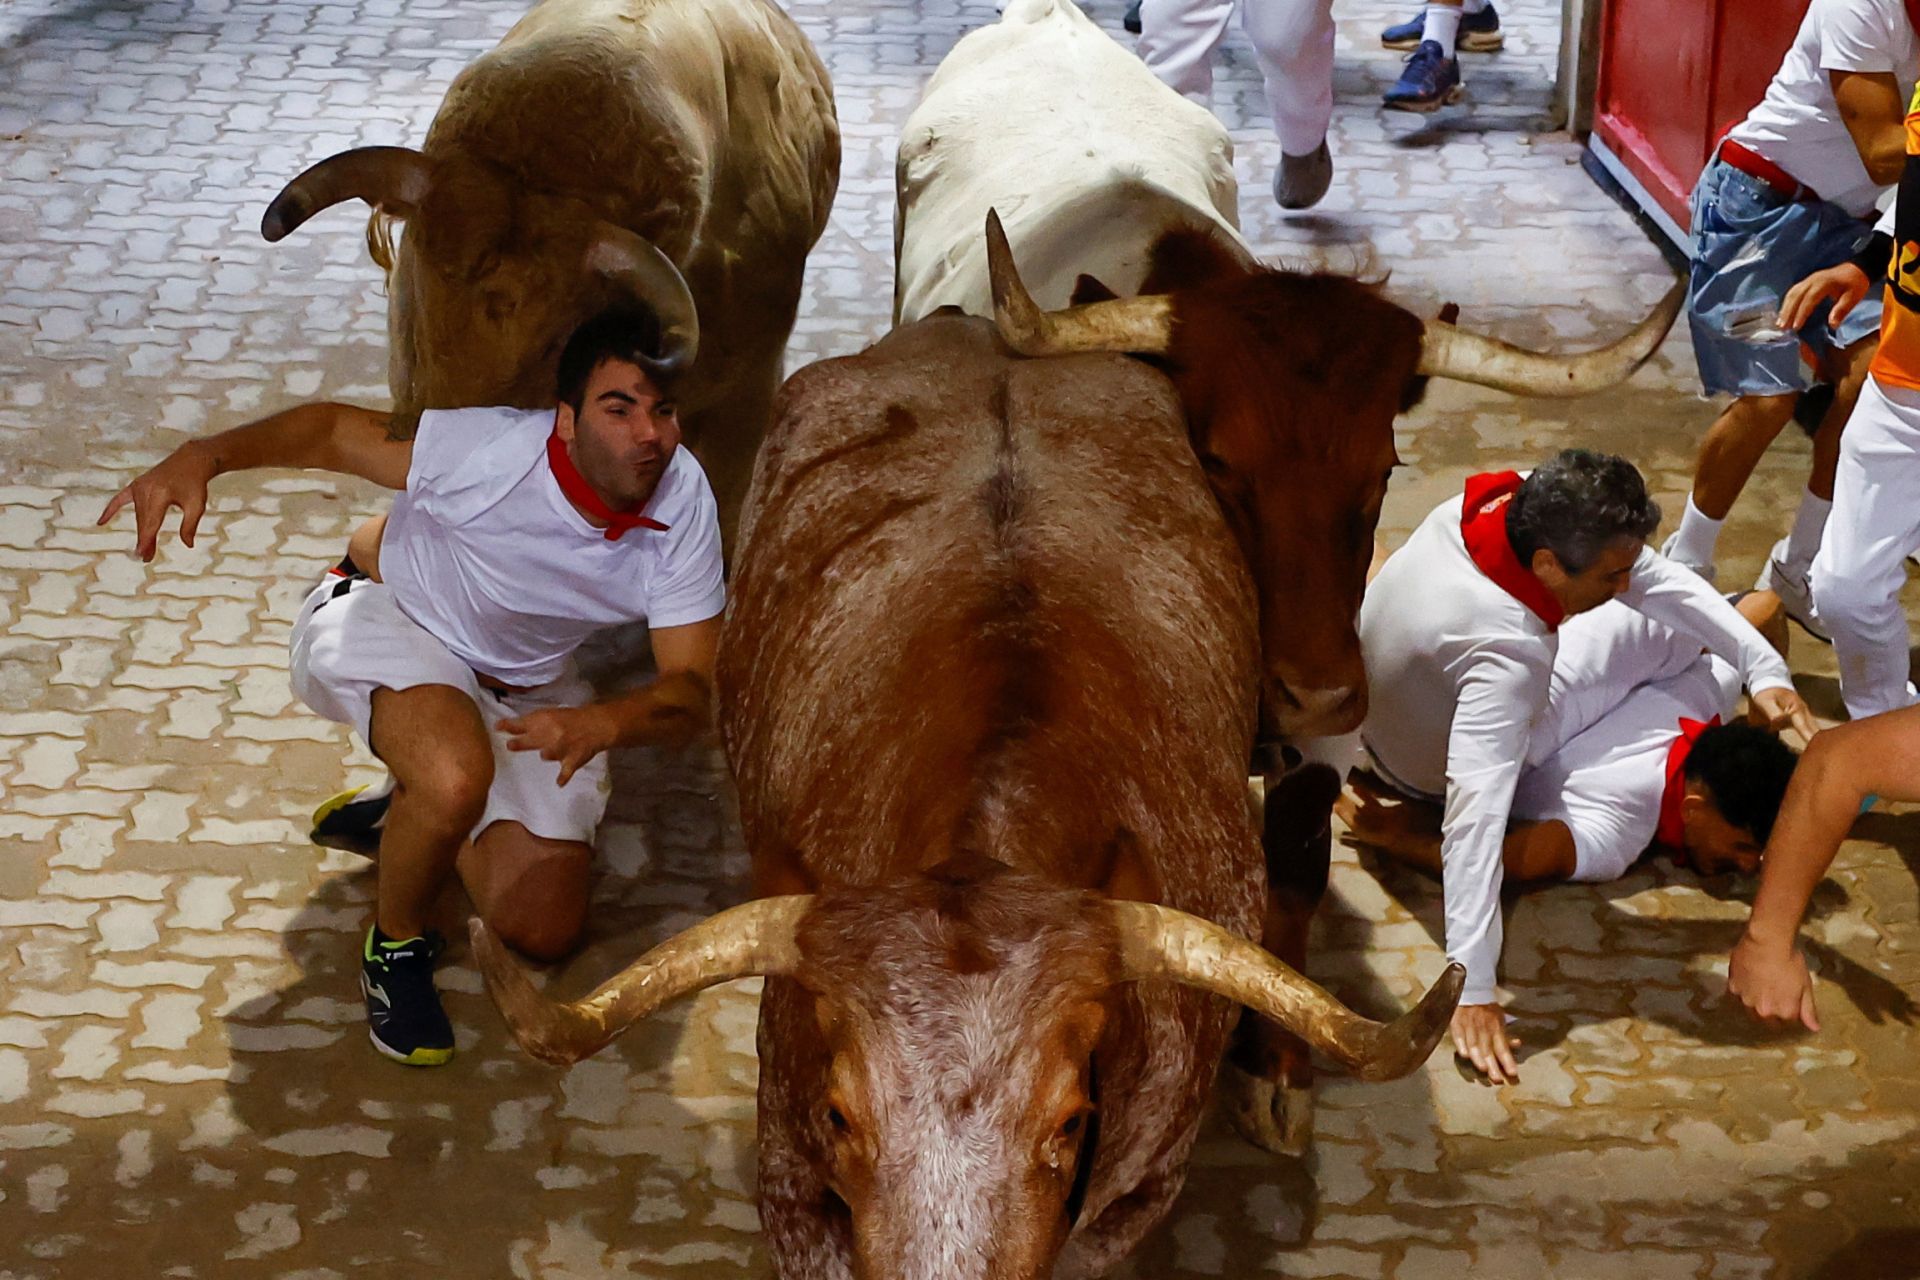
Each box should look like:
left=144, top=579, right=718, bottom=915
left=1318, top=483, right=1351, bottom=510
left=1071, top=274, right=1119, bottom=306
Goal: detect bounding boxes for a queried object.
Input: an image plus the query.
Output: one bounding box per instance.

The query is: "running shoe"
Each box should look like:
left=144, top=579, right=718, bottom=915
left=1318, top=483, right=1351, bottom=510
left=1383, top=41, right=1465, bottom=113
left=1382, top=4, right=1504, bottom=51
left=1755, top=537, right=1831, bottom=644
left=311, top=776, right=394, bottom=859
left=361, top=927, right=453, bottom=1067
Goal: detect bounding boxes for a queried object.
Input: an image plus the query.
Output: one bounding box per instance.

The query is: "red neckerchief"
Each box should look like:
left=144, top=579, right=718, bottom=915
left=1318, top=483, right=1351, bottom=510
left=545, top=429, right=670, bottom=542
left=1655, top=715, right=1720, bottom=850
left=1459, top=471, right=1566, bottom=630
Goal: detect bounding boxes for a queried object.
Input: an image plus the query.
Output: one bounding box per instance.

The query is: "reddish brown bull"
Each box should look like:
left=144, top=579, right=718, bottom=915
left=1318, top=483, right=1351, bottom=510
left=985, top=211, right=1682, bottom=1152
left=473, top=310, right=1463, bottom=1278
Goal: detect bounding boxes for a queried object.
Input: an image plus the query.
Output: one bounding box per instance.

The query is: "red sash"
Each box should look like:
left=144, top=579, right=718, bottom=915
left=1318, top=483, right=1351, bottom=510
left=1654, top=715, right=1720, bottom=850
left=546, top=429, right=670, bottom=541
left=1459, top=471, right=1565, bottom=630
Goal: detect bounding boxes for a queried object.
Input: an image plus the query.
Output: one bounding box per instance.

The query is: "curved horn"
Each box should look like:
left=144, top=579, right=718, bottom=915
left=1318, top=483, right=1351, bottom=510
left=1106, top=900, right=1464, bottom=1081
left=261, top=146, right=431, bottom=242
left=471, top=896, right=811, bottom=1065
left=584, top=224, right=700, bottom=375
left=1417, top=280, right=1685, bottom=396
left=986, top=207, right=1175, bottom=357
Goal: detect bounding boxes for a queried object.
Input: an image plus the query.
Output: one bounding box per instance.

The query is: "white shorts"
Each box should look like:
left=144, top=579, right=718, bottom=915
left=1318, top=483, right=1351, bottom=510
left=288, top=574, right=611, bottom=845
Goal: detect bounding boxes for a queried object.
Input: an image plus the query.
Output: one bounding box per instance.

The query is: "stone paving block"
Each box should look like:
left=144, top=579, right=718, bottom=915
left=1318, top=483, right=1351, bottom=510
left=1, top=0, right=1917, bottom=1274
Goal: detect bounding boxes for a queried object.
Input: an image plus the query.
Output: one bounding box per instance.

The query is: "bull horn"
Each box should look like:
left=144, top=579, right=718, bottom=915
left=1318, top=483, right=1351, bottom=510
left=261, top=146, right=431, bottom=242
left=986, top=208, right=1175, bottom=357
left=471, top=896, right=811, bottom=1065
left=584, top=224, right=700, bottom=375
left=1417, top=280, right=1685, bottom=396
left=1106, top=900, right=1464, bottom=1081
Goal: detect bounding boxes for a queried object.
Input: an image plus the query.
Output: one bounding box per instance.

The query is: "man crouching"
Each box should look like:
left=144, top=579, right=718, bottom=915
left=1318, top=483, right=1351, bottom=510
left=100, top=308, right=725, bottom=1066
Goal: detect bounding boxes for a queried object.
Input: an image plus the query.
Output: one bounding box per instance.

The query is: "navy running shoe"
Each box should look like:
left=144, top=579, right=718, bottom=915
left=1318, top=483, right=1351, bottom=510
left=310, top=776, right=393, bottom=859
left=1382, top=4, right=1504, bottom=51
left=1384, top=40, right=1465, bottom=112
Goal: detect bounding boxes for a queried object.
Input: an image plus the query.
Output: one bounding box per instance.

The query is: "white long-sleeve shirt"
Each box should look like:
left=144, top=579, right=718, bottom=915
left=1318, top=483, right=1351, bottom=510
left=1360, top=482, right=1795, bottom=1005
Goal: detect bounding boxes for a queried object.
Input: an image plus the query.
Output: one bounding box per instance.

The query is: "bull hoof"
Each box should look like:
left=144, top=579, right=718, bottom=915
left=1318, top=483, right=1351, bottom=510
left=1220, top=1059, right=1315, bottom=1157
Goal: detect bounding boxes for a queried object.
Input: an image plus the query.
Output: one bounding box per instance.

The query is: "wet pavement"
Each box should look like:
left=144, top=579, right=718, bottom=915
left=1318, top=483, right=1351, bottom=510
left=1, top=0, right=1917, bottom=1276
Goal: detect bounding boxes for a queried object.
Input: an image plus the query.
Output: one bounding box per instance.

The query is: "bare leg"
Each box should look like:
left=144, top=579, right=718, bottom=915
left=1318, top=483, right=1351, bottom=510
left=368, top=684, right=494, bottom=940
left=1338, top=773, right=1577, bottom=883
left=1811, top=335, right=1876, bottom=500
left=457, top=820, right=593, bottom=962
left=1692, top=393, right=1802, bottom=519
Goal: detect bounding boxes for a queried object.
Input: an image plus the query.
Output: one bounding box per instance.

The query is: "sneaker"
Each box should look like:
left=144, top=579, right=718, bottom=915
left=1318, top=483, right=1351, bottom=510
left=1382, top=4, right=1504, bottom=52
left=1755, top=537, right=1832, bottom=644
left=1658, top=530, right=1717, bottom=586
left=1383, top=41, right=1465, bottom=112
left=311, top=776, right=394, bottom=859
left=1273, top=140, right=1333, bottom=210
left=361, top=927, right=453, bottom=1066
left=1123, top=0, right=1142, bottom=33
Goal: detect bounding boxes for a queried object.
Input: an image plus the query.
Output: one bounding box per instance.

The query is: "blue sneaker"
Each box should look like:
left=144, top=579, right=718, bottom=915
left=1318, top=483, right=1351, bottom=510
left=1382, top=5, right=1504, bottom=51
left=1384, top=40, right=1465, bottom=112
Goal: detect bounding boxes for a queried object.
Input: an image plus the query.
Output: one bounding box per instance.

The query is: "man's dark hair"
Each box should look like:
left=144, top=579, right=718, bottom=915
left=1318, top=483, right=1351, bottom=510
left=1506, top=448, right=1662, bottom=573
left=1685, top=722, right=1799, bottom=845
left=555, top=306, right=671, bottom=413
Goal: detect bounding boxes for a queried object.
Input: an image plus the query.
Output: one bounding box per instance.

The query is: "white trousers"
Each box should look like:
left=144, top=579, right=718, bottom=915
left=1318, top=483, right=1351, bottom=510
left=1811, top=374, right=1920, bottom=719
left=1137, top=0, right=1335, bottom=156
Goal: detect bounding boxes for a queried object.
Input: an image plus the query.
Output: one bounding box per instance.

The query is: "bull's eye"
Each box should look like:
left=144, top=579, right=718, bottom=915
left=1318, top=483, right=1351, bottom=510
left=827, top=1105, right=849, bottom=1133
left=1060, top=1114, right=1081, bottom=1138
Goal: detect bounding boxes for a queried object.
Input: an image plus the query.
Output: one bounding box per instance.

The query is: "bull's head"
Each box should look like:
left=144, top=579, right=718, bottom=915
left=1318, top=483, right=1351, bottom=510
left=983, top=210, right=1682, bottom=739
left=472, top=865, right=1463, bottom=1280
left=259, top=146, right=699, bottom=434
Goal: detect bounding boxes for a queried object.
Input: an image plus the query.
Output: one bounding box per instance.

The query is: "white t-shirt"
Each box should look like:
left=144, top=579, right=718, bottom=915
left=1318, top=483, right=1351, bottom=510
left=1514, top=609, right=1742, bottom=883
left=1727, top=0, right=1919, bottom=217
left=380, top=407, right=726, bottom=686
left=1360, top=487, right=1793, bottom=1005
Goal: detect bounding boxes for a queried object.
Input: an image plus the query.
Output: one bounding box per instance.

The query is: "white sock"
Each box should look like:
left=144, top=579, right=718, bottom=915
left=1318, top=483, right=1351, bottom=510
left=1783, top=488, right=1832, bottom=574
left=1667, top=495, right=1725, bottom=571
left=1421, top=4, right=1463, bottom=55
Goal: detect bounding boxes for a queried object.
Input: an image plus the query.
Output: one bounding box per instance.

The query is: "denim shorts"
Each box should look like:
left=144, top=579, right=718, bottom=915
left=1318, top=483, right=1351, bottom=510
left=1686, top=157, right=1883, bottom=397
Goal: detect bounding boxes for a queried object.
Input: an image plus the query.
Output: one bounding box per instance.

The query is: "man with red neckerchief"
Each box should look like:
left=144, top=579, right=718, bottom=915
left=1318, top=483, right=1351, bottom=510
left=1340, top=596, right=1800, bottom=928
left=1355, top=450, right=1817, bottom=1083
left=100, top=307, right=724, bottom=1068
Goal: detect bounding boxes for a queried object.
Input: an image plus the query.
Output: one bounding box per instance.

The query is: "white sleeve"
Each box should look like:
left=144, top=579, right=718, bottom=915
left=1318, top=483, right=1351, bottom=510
left=1620, top=548, right=1794, bottom=695
left=1873, top=183, right=1897, bottom=237
left=1820, top=0, right=1902, bottom=74
left=646, top=482, right=726, bottom=629
left=1439, top=638, right=1552, bottom=1006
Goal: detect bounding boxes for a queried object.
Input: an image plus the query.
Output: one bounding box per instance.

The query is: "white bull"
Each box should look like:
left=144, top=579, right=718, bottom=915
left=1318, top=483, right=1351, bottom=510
left=893, top=0, right=1251, bottom=323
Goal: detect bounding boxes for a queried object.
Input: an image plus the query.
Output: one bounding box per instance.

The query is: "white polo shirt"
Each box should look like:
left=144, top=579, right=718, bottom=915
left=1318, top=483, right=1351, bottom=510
left=380, top=406, right=726, bottom=687
left=1360, top=475, right=1793, bottom=1005
left=1726, top=0, right=1918, bottom=217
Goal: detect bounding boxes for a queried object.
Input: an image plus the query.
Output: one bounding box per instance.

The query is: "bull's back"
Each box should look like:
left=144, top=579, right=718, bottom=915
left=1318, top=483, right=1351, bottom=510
left=428, top=0, right=836, bottom=259
left=721, top=316, right=1259, bottom=916
left=894, top=0, right=1244, bottom=322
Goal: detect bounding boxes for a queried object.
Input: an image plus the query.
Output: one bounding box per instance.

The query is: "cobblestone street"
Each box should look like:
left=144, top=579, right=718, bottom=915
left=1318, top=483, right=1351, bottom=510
left=2, top=0, right=1918, bottom=1276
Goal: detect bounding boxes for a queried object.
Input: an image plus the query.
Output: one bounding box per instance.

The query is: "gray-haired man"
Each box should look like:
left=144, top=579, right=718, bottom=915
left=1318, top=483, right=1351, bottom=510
left=1356, top=450, right=1817, bottom=1082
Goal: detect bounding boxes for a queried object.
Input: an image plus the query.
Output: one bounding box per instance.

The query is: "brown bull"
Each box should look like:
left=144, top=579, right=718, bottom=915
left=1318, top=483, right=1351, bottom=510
left=473, top=311, right=1463, bottom=1278
left=257, top=0, right=840, bottom=542
left=985, top=211, right=1683, bottom=1154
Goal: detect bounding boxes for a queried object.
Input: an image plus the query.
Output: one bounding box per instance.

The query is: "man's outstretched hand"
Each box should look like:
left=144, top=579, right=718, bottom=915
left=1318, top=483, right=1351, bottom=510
left=98, top=442, right=217, bottom=562
left=1452, top=1003, right=1521, bottom=1084
left=1727, top=930, right=1821, bottom=1032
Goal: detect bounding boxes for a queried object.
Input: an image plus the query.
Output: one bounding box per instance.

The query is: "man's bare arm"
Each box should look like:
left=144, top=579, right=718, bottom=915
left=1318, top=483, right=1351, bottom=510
left=99, top=402, right=411, bottom=561
left=1730, top=704, right=1920, bottom=1029
left=498, top=615, right=723, bottom=785
left=1832, top=69, right=1906, bottom=186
